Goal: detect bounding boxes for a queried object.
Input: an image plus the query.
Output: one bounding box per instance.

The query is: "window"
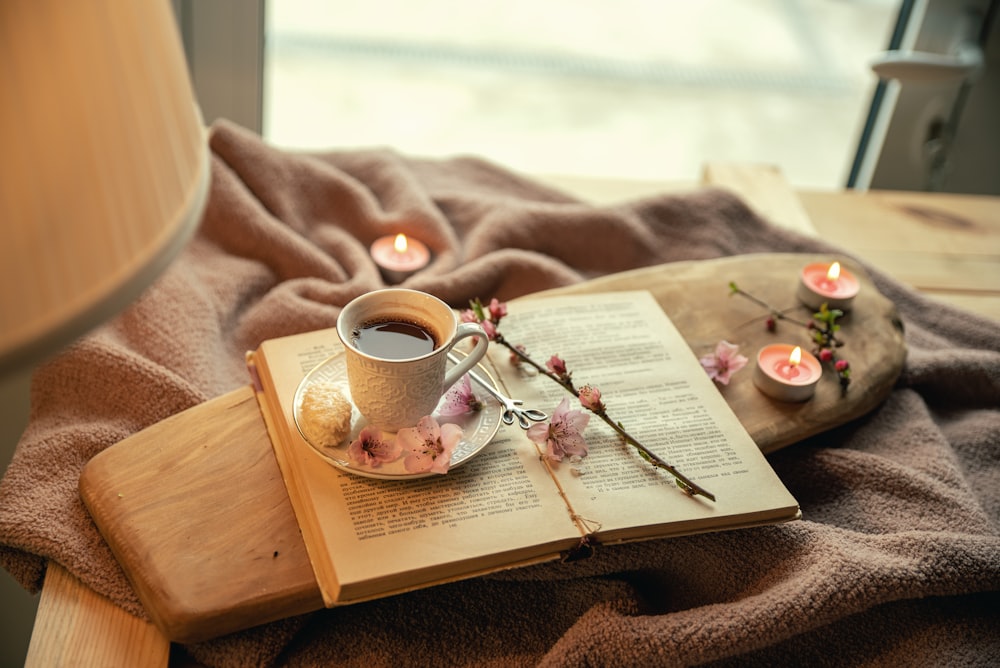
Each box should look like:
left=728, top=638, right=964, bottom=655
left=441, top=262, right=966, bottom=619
left=180, top=0, right=902, bottom=189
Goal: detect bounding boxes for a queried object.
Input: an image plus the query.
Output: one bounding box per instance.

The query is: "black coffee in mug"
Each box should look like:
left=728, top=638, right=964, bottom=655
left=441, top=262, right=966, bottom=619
left=351, top=319, right=438, bottom=359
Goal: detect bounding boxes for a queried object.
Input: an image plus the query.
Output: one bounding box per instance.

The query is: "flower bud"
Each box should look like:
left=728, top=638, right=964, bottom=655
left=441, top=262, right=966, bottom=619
left=578, top=385, right=605, bottom=413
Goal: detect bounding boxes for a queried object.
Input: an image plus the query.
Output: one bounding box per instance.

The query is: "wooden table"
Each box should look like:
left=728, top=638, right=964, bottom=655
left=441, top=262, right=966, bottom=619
left=549, top=163, right=1000, bottom=322
left=23, top=164, right=1000, bottom=666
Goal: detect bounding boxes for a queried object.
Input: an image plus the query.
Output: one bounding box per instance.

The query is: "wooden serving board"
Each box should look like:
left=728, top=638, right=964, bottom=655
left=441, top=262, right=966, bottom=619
left=536, top=253, right=906, bottom=453
left=79, top=253, right=904, bottom=643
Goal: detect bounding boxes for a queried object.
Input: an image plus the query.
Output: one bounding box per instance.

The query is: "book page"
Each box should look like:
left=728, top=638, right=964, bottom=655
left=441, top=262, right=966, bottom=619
left=490, top=291, right=799, bottom=543
left=251, top=329, right=584, bottom=607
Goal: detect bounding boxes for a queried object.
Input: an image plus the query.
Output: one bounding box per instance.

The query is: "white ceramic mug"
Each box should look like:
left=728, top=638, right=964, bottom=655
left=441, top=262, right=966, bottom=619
left=336, top=288, right=489, bottom=431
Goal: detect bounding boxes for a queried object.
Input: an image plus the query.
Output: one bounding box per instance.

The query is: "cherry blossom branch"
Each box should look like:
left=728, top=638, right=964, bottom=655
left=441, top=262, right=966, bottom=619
left=464, top=299, right=715, bottom=503
left=499, top=336, right=714, bottom=502
left=728, top=281, right=852, bottom=393
left=728, top=281, right=812, bottom=330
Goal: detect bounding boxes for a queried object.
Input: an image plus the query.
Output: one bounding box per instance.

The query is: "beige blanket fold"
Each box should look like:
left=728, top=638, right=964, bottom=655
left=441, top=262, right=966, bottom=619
left=2, top=119, right=998, bottom=667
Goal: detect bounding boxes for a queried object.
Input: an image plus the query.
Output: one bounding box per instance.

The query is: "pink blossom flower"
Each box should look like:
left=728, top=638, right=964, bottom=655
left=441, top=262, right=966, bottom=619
left=347, top=426, right=401, bottom=468
left=479, top=319, right=497, bottom=341
left=460, top=307, right=495, bottom=338
left=487, top=298, right=507, bottom=322
left=699, top=340, right=748, bottom=386
left=546, top=354, right=571, bottom=382
left=835, top=359, right=850, bottom=372
left=462, top=298, right=505, bottom=340
left=526, top=398, right=590, bottom=462
left=819, top=348, right=834, bottom=362
left=398, top=416, right=463, bottom=474
left=578, top=385, right=604, bottom=413
left=438, top=374, right=482, bottom=416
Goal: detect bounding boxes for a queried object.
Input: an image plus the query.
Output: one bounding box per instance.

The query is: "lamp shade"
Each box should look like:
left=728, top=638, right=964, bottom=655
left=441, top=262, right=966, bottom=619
left=0, top=0, right=210, bottom=375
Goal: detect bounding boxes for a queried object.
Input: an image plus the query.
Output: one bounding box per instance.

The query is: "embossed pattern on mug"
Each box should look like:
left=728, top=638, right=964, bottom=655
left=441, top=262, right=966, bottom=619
left=345, top=352, right=444, bottom=428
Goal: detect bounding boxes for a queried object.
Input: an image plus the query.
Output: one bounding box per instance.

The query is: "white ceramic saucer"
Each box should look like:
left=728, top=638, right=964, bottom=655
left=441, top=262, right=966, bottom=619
left=292, top=351, right=503, bottom=480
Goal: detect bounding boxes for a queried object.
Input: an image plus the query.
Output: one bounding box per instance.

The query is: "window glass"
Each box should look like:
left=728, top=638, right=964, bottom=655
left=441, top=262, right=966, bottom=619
left=264, top=0, right=899, bottom=188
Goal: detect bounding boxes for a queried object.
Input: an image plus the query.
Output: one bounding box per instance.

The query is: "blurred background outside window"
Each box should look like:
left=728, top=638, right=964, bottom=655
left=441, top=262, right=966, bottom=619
left=263, top=0, right=900, bottom=189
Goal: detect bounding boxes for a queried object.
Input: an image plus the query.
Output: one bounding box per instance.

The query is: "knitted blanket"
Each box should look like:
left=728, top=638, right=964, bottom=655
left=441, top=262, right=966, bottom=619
left=2, top=120, right=998, bottom=667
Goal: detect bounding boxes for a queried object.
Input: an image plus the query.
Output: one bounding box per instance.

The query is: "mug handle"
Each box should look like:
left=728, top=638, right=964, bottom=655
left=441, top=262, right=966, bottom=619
left=442, top=322, right=489, bottom=389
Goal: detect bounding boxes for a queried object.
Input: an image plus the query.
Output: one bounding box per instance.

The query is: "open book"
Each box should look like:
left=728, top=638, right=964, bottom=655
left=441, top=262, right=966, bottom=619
left=247, top=290, right=800, bottom=608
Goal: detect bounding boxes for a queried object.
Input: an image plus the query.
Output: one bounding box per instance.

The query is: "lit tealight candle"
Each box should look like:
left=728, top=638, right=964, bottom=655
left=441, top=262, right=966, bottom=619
left=797, top=260, right=859, bottom=312
left=753, top=344, right=822, bottom=402
left=370, top=233, right=431, bottom=284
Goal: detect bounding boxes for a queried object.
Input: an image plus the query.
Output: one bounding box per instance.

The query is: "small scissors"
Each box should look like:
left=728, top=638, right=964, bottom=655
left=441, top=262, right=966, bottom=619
left=447, top=354, right=547, bottom=429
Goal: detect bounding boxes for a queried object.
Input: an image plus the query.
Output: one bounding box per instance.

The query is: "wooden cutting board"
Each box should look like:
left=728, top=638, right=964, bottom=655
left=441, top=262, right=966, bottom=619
left=79, top=253, right=905, bottom=643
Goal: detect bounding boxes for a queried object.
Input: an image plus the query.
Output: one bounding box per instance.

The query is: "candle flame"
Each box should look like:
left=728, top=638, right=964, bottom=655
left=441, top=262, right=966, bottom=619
left=789, top=346, right=802, bottom=367
left=826, top=261, right=841, bottom=281
left=393, top=233, right=409, bottom=253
